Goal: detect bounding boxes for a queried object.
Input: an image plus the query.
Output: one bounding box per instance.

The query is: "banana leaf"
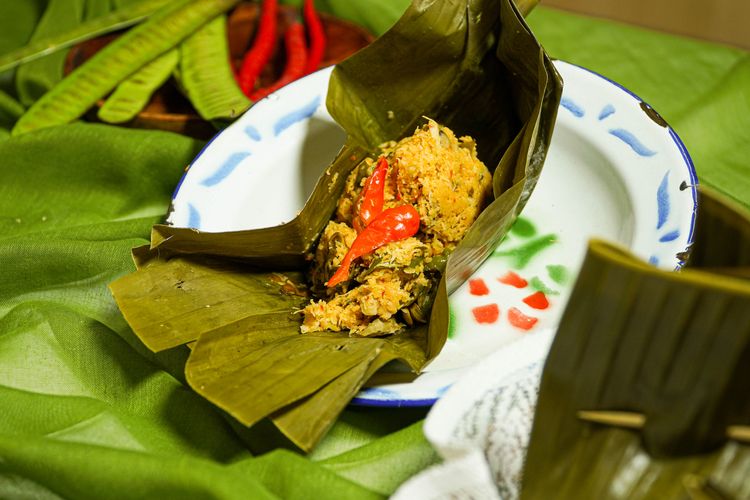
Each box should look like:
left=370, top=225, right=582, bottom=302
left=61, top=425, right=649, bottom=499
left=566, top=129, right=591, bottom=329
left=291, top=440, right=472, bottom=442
left=521, top=186, right=750, bottom=499
left=110, top=0, right=562, bottom=452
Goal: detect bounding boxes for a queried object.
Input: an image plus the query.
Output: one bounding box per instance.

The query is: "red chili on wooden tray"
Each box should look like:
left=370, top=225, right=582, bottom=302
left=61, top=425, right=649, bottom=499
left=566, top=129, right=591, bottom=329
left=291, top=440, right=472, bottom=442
left=326, top=205, right=421, bottom=288
left=238, top=0, right=278, bottom=95
left=303, top=0, right=326, bottom=74
left=250, top=12, right=308, bottom=101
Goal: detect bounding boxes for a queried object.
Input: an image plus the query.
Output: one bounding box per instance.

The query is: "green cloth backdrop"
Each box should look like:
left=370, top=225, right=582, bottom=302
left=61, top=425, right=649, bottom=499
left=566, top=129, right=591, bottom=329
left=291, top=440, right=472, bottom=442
left=0, top=0, right=748, bottom=498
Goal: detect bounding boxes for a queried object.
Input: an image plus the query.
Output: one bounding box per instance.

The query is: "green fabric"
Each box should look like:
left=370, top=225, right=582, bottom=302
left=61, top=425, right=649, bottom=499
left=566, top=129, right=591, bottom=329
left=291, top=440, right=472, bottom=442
left=0, top=1, right=747, bottom=498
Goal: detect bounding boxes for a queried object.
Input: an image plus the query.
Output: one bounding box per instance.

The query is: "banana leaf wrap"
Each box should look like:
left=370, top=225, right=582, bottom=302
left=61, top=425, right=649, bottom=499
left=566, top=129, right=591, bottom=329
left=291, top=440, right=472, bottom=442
left=110, top=0, right=562, bottom=452
left=521, top=186, right=750, bottom=498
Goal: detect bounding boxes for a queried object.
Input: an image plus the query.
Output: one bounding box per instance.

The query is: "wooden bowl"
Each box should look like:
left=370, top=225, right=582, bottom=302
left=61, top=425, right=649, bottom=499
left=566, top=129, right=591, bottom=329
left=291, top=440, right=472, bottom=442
left=64, top=3, right=374, bottom=139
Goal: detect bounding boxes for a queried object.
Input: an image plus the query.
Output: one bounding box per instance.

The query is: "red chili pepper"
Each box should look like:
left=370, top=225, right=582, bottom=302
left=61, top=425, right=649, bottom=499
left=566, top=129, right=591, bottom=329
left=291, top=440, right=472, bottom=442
left=303, top=0, right=326, bottom=74
left=353, top=156, right=388, bottom=233
left=249, top=17, right=308, bottom=101
left=238, top=0, right=278, bottom=96
left=326, top=205, right=420, bottom=287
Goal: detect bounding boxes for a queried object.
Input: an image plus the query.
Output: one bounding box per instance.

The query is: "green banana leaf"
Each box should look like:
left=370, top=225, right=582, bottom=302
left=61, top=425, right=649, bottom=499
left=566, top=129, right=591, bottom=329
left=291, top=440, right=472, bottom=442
left=110, top=0, right=562, bottom=452
left=0, top=120, right=436, bottom=497
left=521, top=186, right=750, bottom=499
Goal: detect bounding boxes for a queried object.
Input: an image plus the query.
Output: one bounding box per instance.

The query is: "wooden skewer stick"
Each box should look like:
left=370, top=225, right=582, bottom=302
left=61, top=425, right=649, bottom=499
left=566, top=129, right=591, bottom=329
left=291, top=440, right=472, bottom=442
left=577, top=410, right=645, bottom=429
left=577, top=410, right=750, bottom=444
left=727, top=425, right=750, bottom=443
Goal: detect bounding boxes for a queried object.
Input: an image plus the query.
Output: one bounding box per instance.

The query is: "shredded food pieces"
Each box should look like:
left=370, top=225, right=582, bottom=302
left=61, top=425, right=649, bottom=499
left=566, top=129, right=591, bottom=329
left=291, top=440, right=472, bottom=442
left=301, top=119, right=491, bottom=336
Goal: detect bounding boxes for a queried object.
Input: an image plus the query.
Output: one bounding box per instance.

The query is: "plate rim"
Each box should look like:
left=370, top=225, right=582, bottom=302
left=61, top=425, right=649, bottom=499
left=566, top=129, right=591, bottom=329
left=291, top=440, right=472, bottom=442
left=557, top=59, right=699, bottom=263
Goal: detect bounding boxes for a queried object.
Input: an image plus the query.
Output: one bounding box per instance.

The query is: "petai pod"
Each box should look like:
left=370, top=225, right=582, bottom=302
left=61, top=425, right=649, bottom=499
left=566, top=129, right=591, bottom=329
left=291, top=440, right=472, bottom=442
left=97, top=49, right=179, bottom=124
left=0, top=0, right=173, bottom=74
left=12, top=0, right=242, bottom=136
left=176, top=15, right=251, bottom=122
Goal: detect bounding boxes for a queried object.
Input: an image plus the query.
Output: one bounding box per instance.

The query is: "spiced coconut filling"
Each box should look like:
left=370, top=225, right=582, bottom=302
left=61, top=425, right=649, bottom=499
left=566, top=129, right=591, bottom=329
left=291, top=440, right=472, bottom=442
left=301, top=119, right=492, bottom=336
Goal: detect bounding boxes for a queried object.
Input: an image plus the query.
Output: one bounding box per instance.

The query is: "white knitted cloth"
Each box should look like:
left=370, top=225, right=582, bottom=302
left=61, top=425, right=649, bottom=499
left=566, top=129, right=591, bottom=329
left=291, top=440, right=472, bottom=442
left=392, top=329, right=554, bottom=500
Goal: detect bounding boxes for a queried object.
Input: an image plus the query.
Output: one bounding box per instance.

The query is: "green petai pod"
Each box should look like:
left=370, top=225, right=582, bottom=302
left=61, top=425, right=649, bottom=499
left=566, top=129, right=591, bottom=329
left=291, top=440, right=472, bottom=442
left=0, top=0, right=173, bottom=74
left=12, top=0, right=241, bottom=136
left=176, top=15, right=251, bottom=122
left=97, top=49, right=179, bottom=124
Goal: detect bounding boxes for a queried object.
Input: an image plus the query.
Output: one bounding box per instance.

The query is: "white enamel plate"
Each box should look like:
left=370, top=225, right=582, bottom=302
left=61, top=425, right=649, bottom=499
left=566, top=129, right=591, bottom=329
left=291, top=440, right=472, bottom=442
left=167, top=61, right=697, bottom=407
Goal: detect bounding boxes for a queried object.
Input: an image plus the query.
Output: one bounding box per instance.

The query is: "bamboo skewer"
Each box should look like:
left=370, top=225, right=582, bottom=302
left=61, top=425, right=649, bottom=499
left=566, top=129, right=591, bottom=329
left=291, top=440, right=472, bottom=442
left=577, top=410, right=645, bottom=429
left=726, top=425, right=750, bottom=443
left=577, top=410, right=750, bottom=444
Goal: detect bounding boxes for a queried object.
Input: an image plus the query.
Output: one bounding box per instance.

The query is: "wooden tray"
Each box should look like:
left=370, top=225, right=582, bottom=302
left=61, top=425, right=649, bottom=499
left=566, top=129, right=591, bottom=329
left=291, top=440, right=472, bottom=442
left=64, top=3, right=374, bottom=139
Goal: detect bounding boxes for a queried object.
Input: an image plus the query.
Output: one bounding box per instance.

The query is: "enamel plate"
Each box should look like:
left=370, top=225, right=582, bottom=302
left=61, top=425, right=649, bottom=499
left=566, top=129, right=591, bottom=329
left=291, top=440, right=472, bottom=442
left=167, top=61, right=697, bottom=407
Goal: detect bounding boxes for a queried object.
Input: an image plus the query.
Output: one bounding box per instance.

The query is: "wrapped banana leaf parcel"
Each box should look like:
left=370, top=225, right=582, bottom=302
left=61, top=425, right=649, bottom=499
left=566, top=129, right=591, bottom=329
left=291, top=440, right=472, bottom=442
left=110, top=0, right=562, bottom=451
left=521, top=186, right=750, bottom=499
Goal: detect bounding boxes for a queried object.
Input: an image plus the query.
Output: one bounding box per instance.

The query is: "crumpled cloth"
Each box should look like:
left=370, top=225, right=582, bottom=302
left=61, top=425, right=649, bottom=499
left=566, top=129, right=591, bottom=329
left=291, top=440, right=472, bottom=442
left=392, top=329, right=554, bottom=499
